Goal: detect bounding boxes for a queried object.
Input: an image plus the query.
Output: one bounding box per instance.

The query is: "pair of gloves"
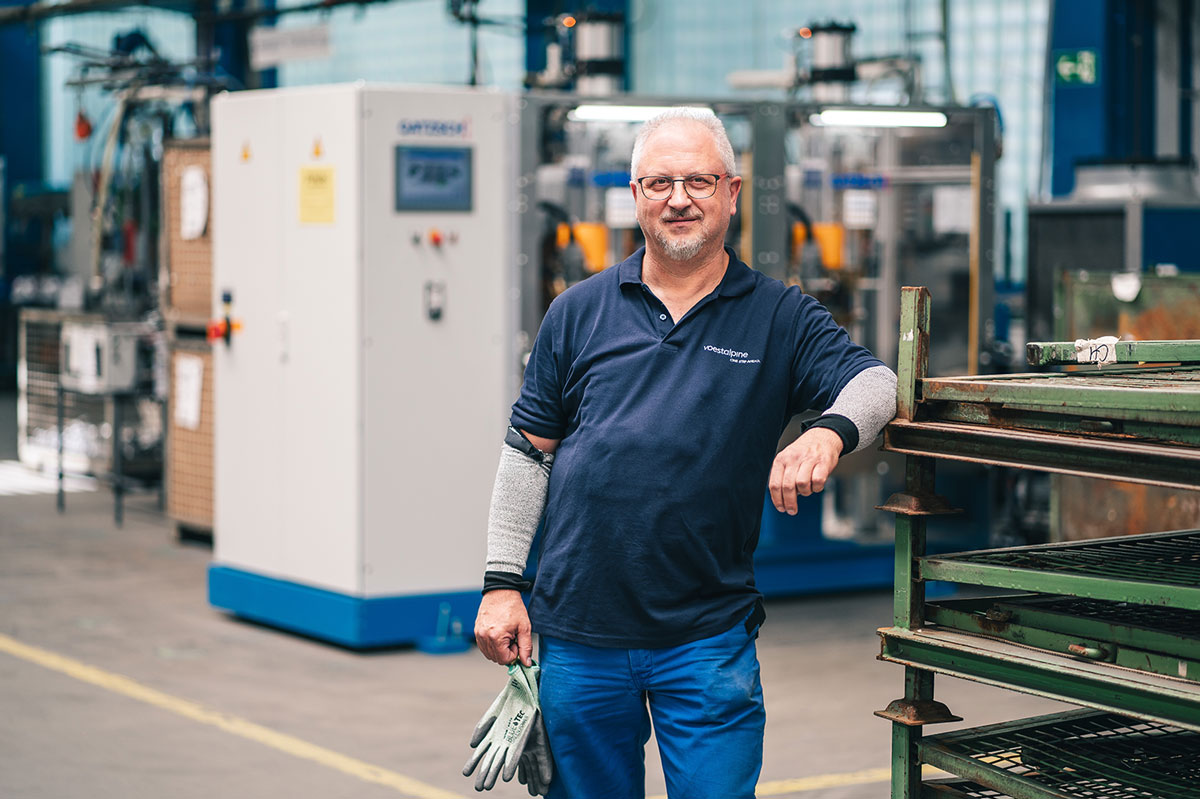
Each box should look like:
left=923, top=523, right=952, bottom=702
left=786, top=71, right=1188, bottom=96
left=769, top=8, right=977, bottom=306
left=462, top=661, right=554, bottom=795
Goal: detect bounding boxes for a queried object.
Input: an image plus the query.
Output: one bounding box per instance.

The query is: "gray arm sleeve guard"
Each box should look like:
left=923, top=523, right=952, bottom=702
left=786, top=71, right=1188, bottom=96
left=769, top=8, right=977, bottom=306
left=485, top=443, right=554, bottom=574
left=824, top=365, right=898, bottom=454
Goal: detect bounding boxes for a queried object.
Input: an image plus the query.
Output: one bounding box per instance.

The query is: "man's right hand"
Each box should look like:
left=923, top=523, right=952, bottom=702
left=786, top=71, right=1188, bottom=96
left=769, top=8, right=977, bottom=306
left=474, top=589, right=533, bottom=666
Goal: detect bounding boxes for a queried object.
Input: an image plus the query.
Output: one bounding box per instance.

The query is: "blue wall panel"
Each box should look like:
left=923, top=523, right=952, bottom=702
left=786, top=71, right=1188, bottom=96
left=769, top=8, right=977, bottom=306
left=0, top=14, right=43, bottom=186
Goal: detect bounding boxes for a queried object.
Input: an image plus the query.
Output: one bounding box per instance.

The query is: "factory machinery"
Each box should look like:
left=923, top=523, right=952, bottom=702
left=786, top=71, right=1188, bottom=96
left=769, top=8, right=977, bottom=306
left=206, top=83, right=999, bottom=648
left=14, top=33, right=225, bottom=510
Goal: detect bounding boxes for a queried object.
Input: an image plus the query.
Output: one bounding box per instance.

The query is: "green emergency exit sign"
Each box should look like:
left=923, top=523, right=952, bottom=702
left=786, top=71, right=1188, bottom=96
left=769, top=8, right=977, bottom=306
left=1055, top=49, right=1099, bottom=85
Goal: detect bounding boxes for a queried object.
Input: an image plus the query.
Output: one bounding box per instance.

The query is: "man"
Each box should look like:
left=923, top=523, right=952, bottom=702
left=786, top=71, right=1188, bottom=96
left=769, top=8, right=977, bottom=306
left=474, top=107, right=896, bottom=798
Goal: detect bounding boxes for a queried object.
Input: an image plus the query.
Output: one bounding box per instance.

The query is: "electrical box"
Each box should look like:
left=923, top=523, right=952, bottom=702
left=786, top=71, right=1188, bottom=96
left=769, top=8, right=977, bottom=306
left=60, top=321, right=143, bottom=394
left=208, top=84, right=520, bottom=648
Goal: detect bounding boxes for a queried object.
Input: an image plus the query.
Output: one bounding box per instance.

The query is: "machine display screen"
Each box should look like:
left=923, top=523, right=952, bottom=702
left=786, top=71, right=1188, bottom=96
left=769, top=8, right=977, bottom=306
left=394, top=146, right=473, bottom=212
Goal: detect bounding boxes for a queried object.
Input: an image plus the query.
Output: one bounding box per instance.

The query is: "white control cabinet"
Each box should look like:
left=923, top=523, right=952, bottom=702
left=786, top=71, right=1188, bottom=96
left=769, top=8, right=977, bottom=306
left=209, top=84, right=519, bottom=648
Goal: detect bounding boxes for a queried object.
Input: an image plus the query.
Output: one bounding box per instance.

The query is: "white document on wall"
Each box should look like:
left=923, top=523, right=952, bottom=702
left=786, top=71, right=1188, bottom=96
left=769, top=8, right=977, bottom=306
left=605, top=187, right=639, bottom=229
left=174, top=354, right=204, bottom=430
left=180, top=166, right=209, bottom=240
left=842, top=189, right=878, bottom=230
left=932, top=185, right=973, bottom=234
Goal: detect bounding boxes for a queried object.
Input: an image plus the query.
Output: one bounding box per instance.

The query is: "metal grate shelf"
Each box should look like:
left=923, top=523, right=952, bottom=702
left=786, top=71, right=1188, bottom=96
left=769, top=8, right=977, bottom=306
left=917, top=366, right=1200, bottom=428
left=923, top=778, right=1013, bottom=798
left=918, top=530, right=1200, bottom=611
left=1018, top=597, right=1200, bottom=637
left=878, top=625, right=1200, bottom=732
left=920, top=709, right=1200, bottom=799
left=925, top=594, right=1200, bottom=684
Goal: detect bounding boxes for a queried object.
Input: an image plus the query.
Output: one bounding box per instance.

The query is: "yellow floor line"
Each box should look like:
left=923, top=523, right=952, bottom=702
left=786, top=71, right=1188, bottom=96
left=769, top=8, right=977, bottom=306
left=0, top=632, right=462, bottom=799
left=648, top=764, right=949, bottom=799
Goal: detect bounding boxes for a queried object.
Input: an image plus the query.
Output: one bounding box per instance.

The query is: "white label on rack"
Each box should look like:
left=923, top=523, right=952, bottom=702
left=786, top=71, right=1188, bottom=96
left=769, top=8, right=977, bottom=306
left=174, top=354, right=204, bottom=430
left=1181, top=660, right=1189, bottom=679
left=1073, top=336, right=1119, bottom=365
left=180, top=166, right=209, bottom=240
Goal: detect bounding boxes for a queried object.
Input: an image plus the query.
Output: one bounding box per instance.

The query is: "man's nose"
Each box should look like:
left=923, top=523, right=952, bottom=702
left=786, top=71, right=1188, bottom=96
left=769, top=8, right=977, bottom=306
left=666, top=181, right=693, bottom=208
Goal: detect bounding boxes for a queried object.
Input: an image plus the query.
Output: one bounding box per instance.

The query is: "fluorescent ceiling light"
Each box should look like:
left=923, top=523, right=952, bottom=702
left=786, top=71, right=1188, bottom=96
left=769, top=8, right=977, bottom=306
left=567, top=104, right=714, bottom=122
left=810, top=109, right=948, bottom=128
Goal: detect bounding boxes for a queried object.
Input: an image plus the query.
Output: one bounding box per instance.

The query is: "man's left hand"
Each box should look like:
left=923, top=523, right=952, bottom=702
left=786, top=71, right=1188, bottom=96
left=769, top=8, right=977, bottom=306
left=768, top=427, right=844, bottom=515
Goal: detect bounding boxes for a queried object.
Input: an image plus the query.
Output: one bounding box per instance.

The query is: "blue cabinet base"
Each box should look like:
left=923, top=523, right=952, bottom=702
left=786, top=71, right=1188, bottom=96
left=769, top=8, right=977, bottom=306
left=208, top=565, right=481, bottom=651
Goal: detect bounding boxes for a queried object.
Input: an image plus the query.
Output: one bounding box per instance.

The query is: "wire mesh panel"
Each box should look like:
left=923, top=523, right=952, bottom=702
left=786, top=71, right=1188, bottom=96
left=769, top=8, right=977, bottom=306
left=930, top=532, right=1200, bottom=587
left=166, top=341, right=212, bottom=529
left=922, top=710, right=1200, bottom=799
left=18, top=311, right=109, bottom=471
left=924, top=779, right=1013, bottom=798
left=1019, top=596, right=1200, bottom=638
left=162, top=142, right=212, bottom=319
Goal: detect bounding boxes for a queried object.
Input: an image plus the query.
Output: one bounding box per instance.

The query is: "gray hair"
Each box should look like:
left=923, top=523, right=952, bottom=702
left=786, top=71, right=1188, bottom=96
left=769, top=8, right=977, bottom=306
left=630, top=108, right=737, bottom=178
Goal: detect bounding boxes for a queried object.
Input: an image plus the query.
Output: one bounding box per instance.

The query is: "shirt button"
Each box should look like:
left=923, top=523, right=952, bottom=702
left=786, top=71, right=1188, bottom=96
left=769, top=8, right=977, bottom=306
left=659, top=313, right=667, bottom=321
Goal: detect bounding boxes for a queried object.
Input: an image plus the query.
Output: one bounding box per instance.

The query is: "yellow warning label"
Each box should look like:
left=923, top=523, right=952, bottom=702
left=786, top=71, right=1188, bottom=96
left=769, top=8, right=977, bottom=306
left=299, top=166, right=334, bottom=225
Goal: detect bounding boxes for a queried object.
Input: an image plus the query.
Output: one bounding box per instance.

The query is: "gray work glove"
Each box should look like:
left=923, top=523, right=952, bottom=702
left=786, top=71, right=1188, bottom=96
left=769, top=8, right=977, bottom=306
left=463, top=661, right=542, bottom=791
left=515, top=709, right=553, bottom=796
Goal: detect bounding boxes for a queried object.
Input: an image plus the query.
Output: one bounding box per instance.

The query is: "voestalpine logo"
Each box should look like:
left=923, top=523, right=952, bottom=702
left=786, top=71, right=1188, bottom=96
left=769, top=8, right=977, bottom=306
left=703, top=344, right=761, bottom=365
left=397, top=117, right=472, bottom=138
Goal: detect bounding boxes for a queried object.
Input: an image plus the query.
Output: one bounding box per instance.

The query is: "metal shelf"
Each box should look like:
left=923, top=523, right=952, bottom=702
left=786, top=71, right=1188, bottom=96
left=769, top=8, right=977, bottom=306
left=917, top=530, right=1200, bottom=611
left=919, top=709, right=1200, bottom=799
left=878, top=625, right=1200, bottom=732
left=923, top=779, right=1012, bottom=798
left=884, top=420, right=1200, bottom=491
left=919, top=367, right=1200, bottom=426
left=882, top=290, right=1200, bottom=799
left=926, top=595, right=1200, bottom=683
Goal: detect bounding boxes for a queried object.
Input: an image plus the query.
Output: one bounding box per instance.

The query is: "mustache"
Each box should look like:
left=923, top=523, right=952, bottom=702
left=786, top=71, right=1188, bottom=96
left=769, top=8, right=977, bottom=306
left=661, top=209, right=702, bottom=221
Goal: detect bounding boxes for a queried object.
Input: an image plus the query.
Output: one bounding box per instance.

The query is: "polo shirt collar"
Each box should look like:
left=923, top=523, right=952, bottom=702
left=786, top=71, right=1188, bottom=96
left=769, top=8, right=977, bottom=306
left=617, top=246, right=757, bottom=298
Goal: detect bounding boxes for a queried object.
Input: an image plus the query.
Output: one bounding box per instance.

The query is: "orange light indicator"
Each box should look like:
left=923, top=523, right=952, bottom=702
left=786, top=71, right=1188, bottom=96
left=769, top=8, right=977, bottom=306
left=241, top=143, right=252, bottom=162
left=74, top=110, right=93, bottom=141
left=429, top=229, right=444, bottom=247
left=562, top=15, right=576, bottom=28
left=799, top=27, right=812, bottom=39
left=313, top=138, right=323, bottom=158
left=206, top=319, right=244, bottom=342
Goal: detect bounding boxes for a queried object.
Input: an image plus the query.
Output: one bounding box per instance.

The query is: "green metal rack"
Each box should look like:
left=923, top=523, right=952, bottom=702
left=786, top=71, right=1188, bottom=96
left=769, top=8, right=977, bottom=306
left=921, top=710, right=1199, bottom=799
left=876, top=287, right=1200, bottom=798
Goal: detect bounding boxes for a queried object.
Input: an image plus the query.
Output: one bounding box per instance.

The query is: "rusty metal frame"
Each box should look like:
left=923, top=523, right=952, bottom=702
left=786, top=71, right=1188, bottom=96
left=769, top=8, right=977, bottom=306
left=879, top=287, right=1200, bottom=798
left=884, top=419, right=1200, bottom=490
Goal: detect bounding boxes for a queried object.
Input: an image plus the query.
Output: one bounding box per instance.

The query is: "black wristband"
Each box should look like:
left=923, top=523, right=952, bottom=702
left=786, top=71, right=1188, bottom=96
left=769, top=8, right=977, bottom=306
left=482, top=570, right=533, bottom=595
left=803, top=413, right=858, bottom=453
left=504, top=425, right=550, bottom=463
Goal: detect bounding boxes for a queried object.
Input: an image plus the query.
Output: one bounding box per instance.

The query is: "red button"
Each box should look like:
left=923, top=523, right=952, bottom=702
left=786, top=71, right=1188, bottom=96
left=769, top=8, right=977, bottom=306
left=430, top=229, right=444, bottom=247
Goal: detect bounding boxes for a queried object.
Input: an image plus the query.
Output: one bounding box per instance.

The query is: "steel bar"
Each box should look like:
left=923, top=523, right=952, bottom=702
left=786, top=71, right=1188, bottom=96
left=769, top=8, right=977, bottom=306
left=925, top=602, right=1200, bottom=682
left=884, top=420, right=1200, bottom=491
left=928, top=400, right=1200, bottom=444
left=917, top=369, right=1200, bottom=420
left=1026, top=339, right=1200, bottom=367
left=878, top=626, right=1200, bottom=733
left=898, top=287, right=931, bottom=421
left=930, top=595, right=1200, bottom=663
left=921, top=779, right=1015, bottom=798
left=917, top=561, right=1200, bottom=610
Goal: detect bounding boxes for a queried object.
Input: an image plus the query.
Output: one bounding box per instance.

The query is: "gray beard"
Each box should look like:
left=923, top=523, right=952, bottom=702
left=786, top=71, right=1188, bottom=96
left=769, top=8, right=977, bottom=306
left=653, top=229, right=706, bottom=261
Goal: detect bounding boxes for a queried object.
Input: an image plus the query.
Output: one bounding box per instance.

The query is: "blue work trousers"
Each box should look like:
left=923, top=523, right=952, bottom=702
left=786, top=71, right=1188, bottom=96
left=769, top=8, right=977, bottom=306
left=538, top=618, right=765, bottom=799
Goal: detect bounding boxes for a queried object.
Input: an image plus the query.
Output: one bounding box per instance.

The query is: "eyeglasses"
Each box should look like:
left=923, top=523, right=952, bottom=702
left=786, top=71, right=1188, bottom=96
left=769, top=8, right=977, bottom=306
left=636, top=174, right=727, bottom=200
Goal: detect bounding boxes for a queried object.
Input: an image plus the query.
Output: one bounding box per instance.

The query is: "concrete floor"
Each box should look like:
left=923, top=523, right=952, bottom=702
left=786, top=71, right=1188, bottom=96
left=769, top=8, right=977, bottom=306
left=0, top=391, right=1071, bottom=799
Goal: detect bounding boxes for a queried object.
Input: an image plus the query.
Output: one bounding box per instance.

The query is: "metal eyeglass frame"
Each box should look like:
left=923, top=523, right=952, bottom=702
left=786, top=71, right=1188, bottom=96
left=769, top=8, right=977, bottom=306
left=636, top=173, right=727, bottom=200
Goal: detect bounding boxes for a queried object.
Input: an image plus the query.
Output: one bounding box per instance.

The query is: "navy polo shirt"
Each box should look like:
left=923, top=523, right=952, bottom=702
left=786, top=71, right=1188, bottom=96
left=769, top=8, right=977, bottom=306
left=511, top=247, right=883, bottom=648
